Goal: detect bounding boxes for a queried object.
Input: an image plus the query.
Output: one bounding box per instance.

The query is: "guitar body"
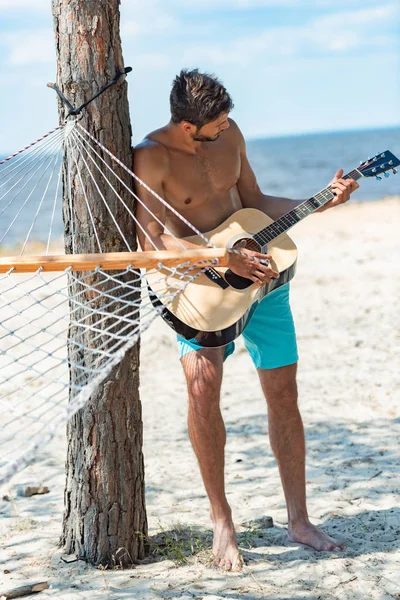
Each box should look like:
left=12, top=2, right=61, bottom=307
left=144, top=150, right=400, bottom=346
left=146, top=208, right=298, bottom=347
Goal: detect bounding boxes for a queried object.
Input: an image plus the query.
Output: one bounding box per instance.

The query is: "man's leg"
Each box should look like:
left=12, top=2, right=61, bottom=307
left=258, top=363, right=344, bottom=551
left=181, top=347, right=243, bottom=571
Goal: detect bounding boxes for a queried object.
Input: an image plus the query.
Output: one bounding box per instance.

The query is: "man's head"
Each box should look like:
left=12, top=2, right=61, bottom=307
left=170, top=69, right=234, bottom=142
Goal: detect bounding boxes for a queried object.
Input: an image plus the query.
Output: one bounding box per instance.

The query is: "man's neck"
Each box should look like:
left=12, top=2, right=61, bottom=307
left=166, top=121, right=202, bottom=154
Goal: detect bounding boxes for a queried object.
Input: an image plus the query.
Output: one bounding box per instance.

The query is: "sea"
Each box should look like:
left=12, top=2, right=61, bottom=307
left=247, top=126, right=400, bottom=202
left=0, top=126, right=399, bottom=248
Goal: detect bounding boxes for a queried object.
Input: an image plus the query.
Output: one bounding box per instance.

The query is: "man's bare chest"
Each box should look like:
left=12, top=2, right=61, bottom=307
left=165, top=145, right=241, bottom=203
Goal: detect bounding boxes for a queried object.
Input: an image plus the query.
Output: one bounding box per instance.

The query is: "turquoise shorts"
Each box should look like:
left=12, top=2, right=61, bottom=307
left=177, top=283, right=298, bottom=370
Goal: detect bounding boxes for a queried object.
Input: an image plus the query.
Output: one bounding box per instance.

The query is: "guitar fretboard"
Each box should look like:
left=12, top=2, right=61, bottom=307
left=253, top=168, right=362, bottom=246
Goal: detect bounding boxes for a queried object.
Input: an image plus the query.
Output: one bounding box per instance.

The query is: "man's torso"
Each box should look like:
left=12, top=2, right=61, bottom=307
left=144, top=122, right=243, bottom=237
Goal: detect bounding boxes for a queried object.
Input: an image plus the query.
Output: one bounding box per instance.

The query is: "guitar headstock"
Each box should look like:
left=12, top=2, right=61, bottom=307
left=359, top=150, right=400, bottom=179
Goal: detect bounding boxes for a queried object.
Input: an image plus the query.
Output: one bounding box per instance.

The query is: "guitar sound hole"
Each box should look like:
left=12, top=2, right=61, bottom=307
left=225, top=237, right=265, bottom=290
left=232, top=237, right=262, bottom=253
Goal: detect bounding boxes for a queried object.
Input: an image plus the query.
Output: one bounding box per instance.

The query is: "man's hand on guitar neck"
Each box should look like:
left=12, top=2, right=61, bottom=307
left=228, top=248, right=279, bottom=287
left=316, top=169, right=359, bottom=212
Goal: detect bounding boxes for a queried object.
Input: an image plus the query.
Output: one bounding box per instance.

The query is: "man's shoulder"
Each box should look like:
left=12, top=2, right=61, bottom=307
left=227, top=117, right=239, bottom=130
left=227, top=118, right=245, bottom=143
left=134, top=132, right=168, bottom=156
left=134, top=134, right=169, bottom=171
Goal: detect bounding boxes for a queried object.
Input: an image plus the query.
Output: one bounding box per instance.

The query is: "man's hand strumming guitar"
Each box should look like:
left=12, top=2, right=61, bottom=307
left=227, top=248, right=279, bottom=287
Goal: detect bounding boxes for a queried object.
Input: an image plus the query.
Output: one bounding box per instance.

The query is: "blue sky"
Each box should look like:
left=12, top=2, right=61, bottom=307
left=0, top=0, right=399, bottom=154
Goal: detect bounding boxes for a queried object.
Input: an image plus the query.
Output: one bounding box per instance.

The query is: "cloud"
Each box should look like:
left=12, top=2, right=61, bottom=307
left=173, top=0, right=297, bottom=6
left=172, top=0, right=390, bottom=9
left=2, top=30, right=54, bottom=66
left=0, top=0, right=48, bottom=8
left=181, top=4, right=399, bottom=67
left=121, top=0, right=179, bottom=37
left=122, top=13, right=178, bottom=37
left=130, top=52, right=172, bottom=70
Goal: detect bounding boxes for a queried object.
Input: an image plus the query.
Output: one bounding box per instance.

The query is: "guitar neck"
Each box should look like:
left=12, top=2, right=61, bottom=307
left=253, top=168, right=363, bottom=246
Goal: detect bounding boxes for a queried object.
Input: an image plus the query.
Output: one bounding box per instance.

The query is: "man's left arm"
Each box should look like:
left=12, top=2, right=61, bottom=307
left=233, top=120, right=358, bottom=219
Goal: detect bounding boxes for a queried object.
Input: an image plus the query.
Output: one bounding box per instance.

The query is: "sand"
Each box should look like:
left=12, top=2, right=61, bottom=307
left=1, top=197, right=399, bottom=600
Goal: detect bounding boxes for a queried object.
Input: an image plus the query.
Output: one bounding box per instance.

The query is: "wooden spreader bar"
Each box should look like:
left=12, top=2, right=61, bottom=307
left=0, top=248, right=229, bottom=274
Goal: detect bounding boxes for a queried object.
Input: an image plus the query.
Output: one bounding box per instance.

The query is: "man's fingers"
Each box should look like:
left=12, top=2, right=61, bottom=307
left=254, top=269, right=278, bottom=282
left=332, top=178, right=358, bottom=192
left=255, top=261, right=278, bottom=275
left=251, top=275, right=274, bottom=287
left=331, top=179, right=353, bottom=203
left=254, top=262, right=279, bottom=277
left=247, top=252, right=278, bottom=278
left=250, top=275, right=265, bottom=287
left=331, top=179, right=349, bottom=191
left=247, top=251, right=272, bottom=262
left=230, top=249, right=279, bottom=284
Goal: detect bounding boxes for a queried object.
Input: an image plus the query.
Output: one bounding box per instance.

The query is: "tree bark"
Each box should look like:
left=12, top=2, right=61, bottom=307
left=52, top=0, right=147, bottom=566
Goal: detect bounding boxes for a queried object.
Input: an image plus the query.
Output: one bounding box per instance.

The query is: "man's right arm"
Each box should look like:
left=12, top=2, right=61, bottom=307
left=133, top=141, right=200, bottom=252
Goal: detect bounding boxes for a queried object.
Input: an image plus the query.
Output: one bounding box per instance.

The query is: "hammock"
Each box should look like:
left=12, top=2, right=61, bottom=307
left=0, top=118, right=225, bottom=485
left=2, top=95, right=397, bottom=486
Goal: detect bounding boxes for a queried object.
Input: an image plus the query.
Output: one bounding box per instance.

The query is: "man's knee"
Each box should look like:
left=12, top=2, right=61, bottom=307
left=259, top=363, right=298, bottom=411
left=187, top=379, right=221, bottom=421
left=182, top=347, right=223, bottom=413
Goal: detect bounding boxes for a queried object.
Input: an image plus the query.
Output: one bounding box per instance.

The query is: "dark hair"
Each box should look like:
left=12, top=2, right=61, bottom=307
left=170, top=69, right=234, bottom=128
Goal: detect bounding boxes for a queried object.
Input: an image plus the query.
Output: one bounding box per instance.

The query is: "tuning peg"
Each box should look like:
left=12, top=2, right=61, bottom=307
left=393, top=169, right=398, bottom=174
left=384, top=172, right=390, bottom=178
left=376, top=176, right=382, bottom=181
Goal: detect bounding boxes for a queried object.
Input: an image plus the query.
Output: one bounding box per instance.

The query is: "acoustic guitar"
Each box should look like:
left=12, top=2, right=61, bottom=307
left=147, top=150, right=399, bottom=347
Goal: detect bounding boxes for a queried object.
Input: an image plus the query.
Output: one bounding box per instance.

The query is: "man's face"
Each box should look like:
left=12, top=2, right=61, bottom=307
left=191, top=113, right=230, bottom=142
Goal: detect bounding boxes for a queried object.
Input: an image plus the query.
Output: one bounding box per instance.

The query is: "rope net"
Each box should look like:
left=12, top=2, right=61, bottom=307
left=0, top=118, right=221, bottom=485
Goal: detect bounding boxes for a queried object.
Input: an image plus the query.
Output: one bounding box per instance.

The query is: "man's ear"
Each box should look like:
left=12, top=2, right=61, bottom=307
left=181, top=121, right=194, bottom=134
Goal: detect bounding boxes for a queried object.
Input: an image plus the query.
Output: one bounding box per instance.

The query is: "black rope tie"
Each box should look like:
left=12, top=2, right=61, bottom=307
left=47, top=66, right=132, bottom=117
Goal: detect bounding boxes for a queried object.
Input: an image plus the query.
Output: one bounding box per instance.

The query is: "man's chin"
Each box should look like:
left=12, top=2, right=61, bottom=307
left=192, top=134, right=220, bottom=143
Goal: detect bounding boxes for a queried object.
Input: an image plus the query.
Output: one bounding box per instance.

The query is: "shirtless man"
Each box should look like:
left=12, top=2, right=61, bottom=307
left=134, top=69, right=358, bottom=571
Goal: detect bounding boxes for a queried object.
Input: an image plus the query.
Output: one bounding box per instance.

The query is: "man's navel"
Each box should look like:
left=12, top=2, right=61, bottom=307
left=184, top=198, right=192, bottom=205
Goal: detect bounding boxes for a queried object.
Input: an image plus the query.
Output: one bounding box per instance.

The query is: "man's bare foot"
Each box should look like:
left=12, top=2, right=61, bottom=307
left=288, top=520, right=344, bottom=551
left=211, top=515, right=243, bottom=571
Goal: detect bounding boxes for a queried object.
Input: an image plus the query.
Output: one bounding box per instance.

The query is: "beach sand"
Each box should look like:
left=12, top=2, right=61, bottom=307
left=1, top=197, right=399, bottom=599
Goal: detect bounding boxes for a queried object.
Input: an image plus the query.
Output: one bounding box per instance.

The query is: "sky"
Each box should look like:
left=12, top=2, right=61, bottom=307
left=0, top=0, right=399, bottom=154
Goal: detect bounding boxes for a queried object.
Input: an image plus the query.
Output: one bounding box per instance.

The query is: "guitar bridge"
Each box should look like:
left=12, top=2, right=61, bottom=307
left=204, top=267, right=229, bottom=289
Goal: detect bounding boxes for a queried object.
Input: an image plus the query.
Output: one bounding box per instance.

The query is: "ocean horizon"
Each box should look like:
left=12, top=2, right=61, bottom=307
left=246, top=125, right=400, bottom=202
left=248, top=123, right=400, bottom=142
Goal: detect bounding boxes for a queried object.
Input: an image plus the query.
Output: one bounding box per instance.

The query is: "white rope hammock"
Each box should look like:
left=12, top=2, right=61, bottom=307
left=2, top=117, right=397, bottom=485
left=0, top=118, right=223, bottom=485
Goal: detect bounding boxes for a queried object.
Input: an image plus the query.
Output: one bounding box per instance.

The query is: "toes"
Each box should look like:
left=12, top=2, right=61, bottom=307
left=212, top=554, right=221, bottom=567
left=223, top=559, right=232, bottom=571
left=213, top=554, right=243, bottom=572
left=321, top=537, right=344, bottom=551
left=232, top=554, right=244, bottom=572
left=326, top=543, right=336, bottom=551
left=332, top=543, right=345, bottom=551
left=288, top=526, right=345, bottom=552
